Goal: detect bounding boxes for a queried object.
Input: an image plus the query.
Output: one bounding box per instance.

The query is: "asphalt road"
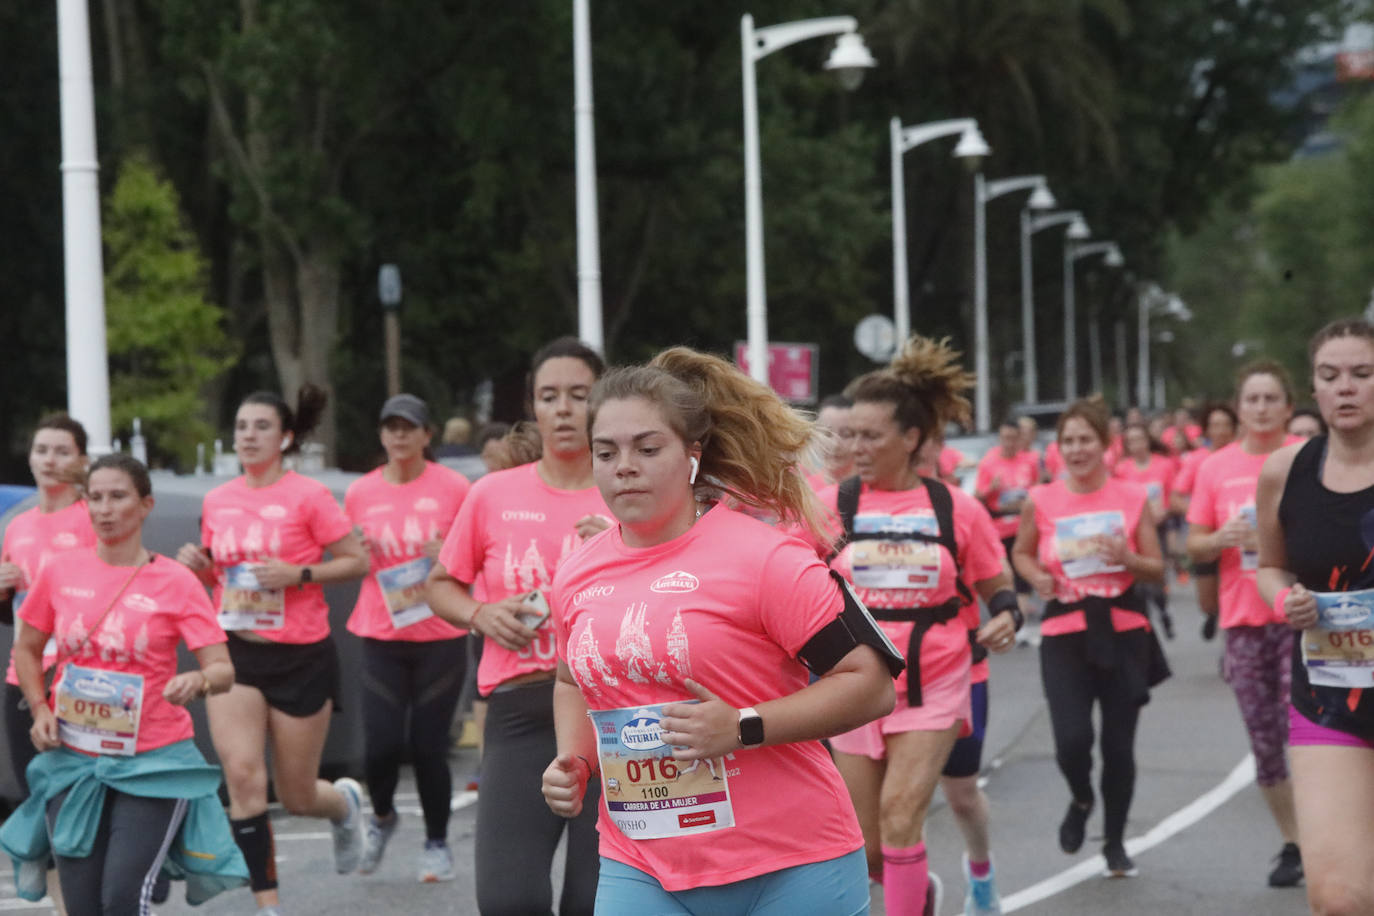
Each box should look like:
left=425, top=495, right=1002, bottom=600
left=0, top=585, right=1312, bottom=915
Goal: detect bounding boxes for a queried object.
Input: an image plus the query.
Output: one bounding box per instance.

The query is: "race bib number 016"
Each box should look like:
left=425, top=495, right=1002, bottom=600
left=1302, top=589, right=1374, bottom=688
left=589, top=702, right=733, bottom=840
left=375, top=556, right=435, bottom=629
left=219, top=563, right=285, bottom=630
left=54, top=664, right=143, bottom=756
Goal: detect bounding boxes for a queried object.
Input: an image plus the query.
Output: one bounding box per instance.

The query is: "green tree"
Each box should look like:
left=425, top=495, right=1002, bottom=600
left=104, top=152, right=236, bottom=468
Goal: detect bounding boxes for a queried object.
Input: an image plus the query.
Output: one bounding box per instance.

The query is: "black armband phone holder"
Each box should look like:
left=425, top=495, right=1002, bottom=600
left=798, top=571, right=907, bottom=679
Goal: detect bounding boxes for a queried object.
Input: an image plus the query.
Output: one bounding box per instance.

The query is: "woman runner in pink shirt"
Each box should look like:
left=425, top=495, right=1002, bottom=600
left=176, top=386, right=369, bottom=916
left=823, top=337, right=1019, bottom=916
left=541, top=346, right=898, bottom=916
left=1187, top=361, right=1302, bottom=887
left=427, top=337, right=610, bottom=915
left=1114, top=421, right=1179, bottom=639
left=1170, top=404, right=1238, bottom=638
left=10, top=454, right=239, bottom=913
left=1013, top=398, right=1167, bottom=878
left=344, top=394, right=471, bottom=882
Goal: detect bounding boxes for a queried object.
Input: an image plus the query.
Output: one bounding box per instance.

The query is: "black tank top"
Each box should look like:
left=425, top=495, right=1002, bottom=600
left=1279, top=435, right=1374, bottom=737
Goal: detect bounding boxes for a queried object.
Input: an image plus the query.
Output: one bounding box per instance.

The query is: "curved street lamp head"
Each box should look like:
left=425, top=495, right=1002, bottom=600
left=952, top=125, right=991, bottom=160
left=1027, top=185, right=1056, bottom=210
left=1104, top=244, right=1125, bottom=268
left=1067, top=216, right=1092, bottom=240
left=824, top=32, right=877, bottom=90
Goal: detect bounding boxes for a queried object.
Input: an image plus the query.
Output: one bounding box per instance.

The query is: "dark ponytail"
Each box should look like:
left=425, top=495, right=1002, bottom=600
left=242, top=383, right=328, bottom=455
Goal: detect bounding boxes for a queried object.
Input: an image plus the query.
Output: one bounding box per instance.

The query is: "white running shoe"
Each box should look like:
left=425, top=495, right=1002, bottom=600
left=417, top=840, right=455, bottom=883
left=331, top=777, right=364, bottom=874
left=358, top=811, right=399, bottom=875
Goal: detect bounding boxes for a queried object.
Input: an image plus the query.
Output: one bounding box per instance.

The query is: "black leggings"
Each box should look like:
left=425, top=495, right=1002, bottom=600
left=1040, top=632, right=1143, bottom=846
left=46, top=788, right=185, bottom=916
left=475, top=679, right=599, bottom=916
left=360, top=636, right=468, bottom=841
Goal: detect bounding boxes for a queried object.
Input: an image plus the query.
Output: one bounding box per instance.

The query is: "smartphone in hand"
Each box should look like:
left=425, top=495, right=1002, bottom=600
left=516, top=590, right=551, bottom=630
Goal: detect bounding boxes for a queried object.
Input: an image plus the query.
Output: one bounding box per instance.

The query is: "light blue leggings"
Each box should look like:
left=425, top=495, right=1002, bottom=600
left=595, top=848, right=869, bottom=916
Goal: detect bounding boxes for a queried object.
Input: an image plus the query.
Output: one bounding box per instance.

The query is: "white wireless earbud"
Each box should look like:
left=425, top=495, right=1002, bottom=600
left=282, top=434, right=294, bottom=450
left=689, top=457, right=700, bottom=485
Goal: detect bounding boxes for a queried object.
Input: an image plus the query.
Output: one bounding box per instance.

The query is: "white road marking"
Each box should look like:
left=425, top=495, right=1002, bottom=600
left=1001, top=754, right=1256, bottom=912
left=273, top=790, right=479, bottom=843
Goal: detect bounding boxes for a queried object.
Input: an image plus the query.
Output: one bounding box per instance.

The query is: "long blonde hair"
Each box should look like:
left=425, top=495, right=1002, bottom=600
left=588, top=347, right=830, bottom=544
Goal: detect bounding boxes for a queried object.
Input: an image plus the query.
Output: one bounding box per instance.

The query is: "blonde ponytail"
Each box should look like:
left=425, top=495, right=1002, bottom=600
left=589, top=347, right=832, bottom=545
left=846, top=336, right=974, bottom=447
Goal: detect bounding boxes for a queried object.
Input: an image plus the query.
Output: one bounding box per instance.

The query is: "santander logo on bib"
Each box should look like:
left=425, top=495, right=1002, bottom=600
left=650, top=570, right=699, bottom=594
left=260, top=504, right=288, bottom=520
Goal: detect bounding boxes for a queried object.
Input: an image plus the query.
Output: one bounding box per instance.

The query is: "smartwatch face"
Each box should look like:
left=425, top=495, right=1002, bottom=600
left=740, top=714, right=764, bottom=747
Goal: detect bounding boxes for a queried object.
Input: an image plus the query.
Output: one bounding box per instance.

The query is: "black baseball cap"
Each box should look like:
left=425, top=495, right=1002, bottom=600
left=379, top=394, right=430, bottom=428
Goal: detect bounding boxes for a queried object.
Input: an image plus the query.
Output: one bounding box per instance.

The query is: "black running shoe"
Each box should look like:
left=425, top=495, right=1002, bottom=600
left=1202, top=615, right=1218, bottom=641
left=1059, top=799, right=1092, bottom=854
left=1160, top=611, right=1175, bottom=640
left=1268, top=843, right=1303, bottom=887
left=1102, top=842, right=1138, bottom=878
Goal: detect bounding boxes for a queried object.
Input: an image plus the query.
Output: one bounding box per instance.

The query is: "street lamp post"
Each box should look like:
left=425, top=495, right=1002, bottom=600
left=1137, top=285, right=1191, bottom=408
left=973, top=174, right=1054, bottom=428
left=1065, top=240, right=1123, bottom=399
left=57, top=0, right=112, bottom=454
left=1024, top=210, right=1089, bottom=403
left=572, top=0, right=603, bottom=353
left=890, top=118, right=988, bottom=342
left=741, top=13, right=875, bottom=384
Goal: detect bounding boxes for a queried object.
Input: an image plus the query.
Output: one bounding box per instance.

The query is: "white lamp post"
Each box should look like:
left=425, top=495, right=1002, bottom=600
left=57, top=0, right=112, bottom=454
left=741, top=13, right=875, bottom=384
left=973, top=174, right=1054, bottom=428
left=890, top=118, right=988, bottom=343
left=573, top=0, right=603, bottom=353
left=1024, top=210, right=1088, bottom=404
left=1065, top=239, right=1122, bottom=399
left=1137, top=284, right=1191, bottom=408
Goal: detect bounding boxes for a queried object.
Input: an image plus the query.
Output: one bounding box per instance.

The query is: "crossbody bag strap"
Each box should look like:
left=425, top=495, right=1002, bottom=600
left=56, top=557, right=148, bottom=668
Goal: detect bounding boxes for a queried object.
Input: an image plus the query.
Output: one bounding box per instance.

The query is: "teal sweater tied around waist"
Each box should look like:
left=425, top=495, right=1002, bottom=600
left=0, top=739, right=248, bottom=905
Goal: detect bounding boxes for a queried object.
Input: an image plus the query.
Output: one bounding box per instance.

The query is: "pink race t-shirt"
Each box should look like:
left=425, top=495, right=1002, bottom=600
left=438, top=462, right=608, bottom=695
left=1172, top=447, right=1212, bottom=500
left=3, top=501, right=96, bottom=685
left=1030, top=478, right=1150, bottom=635
left=552, top=505, right=862, bottom=891
left=939, top=446, right=964, bottom=480
left=975, top=449, right=1041, bottom=539
left=823, top=482, right=1003, bottom=694
left=200, top=472, right=354, bottom=644
left=20, top=551, right=226, bottom=754
left=1113, top=453, right=1177, bottom=520
left=345, top=463, right=470, bottom=642
left=1186, top=442, right=1279, bottom=629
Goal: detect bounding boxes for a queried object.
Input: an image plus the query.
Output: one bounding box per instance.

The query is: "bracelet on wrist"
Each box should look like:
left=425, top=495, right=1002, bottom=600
left=470, top=603, right=487, bottom=632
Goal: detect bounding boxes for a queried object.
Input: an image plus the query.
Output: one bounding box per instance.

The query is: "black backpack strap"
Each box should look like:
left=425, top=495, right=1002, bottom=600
left=920, top=476, right=973, bottom=605
left=825, top=475, right=863, bottom=563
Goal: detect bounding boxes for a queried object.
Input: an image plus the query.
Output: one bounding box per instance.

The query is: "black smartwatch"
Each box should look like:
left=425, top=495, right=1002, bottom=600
left=299, top=566, right=313, bottom=586
left=737, top=707, right=764, bottom=748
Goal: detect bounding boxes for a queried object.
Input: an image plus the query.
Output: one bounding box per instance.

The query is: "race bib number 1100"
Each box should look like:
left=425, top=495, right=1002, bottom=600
left=589, top=702, right=734, bottom=840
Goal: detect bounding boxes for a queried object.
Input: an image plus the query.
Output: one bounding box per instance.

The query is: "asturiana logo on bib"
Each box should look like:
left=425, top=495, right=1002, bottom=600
left=502, top=510, right=547, bottom=523
left=260, top=504, right=288, bottom=520
left=650, top=571, right=699, bottom=594
left=620, top=711, right=666, bottom=751
left=1325, top=598, right=1370, bottom=628
left=574, top=584, right=615, bottom=604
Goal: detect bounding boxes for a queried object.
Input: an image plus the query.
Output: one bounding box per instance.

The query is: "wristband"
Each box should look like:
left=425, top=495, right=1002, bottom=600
left=200, top=671, right=213, bottom=697
left=1274, top=587, right=1292, bottom=621
left=470, top=603, right=487, bottom=632
left=987, top=589, right=1023, bottom=631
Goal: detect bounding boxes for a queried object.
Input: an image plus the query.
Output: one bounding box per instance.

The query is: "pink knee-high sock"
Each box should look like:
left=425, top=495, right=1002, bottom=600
left=882, top=842, right=928, bottom=916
